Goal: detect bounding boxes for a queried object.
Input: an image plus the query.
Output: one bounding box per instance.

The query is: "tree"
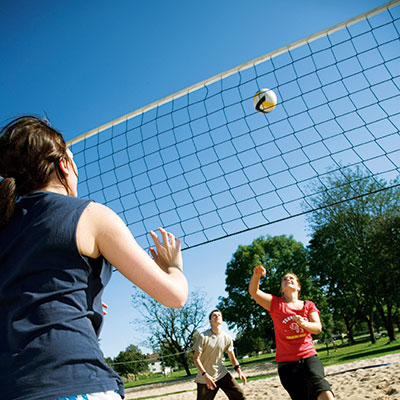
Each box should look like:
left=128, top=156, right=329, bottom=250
left=307, top=167, right=400, bottom=342
left=217, top=235, right=327, bottom=354
left=131, top=288, right=209, bottom=376
left=104, top=356, right=113, bottom=368
left=112, top=344, right=148, bottom=379
left=367, top=213, right=400, bottom=341
left=308, top=224, right=364, bottom=344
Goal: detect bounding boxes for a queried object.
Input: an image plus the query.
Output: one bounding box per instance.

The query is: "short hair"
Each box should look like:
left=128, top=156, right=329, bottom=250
left=209, top=309, right=222, bottom=320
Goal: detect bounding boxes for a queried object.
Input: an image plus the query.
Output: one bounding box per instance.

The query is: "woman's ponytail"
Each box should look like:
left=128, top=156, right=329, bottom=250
left=0, top=177, right=17, bottom=229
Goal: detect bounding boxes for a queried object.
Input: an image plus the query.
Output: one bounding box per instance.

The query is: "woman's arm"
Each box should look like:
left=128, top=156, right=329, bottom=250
left=292, top=311, right=322, bottom=335
left=77, top=202, right=188, bottom=308
left=248, top=265, right=273, bottom=311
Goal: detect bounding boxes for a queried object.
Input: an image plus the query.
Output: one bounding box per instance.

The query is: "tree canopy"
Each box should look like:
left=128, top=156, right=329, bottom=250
left=217, top=168, right=400, bottom=354
left=307, top=168, right=400, bottom=342
left=112, top=344, right=148, bottom=378
left=217, top=234, right=326, bottom=354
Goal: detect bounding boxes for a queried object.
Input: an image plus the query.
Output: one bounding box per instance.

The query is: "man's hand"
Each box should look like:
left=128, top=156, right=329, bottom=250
left=237, top=368, right=247, bottom=385
left=204, top=373, right=217, bottom=390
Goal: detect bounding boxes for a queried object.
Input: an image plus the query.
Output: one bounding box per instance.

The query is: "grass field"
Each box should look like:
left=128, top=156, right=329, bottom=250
left=124, top=334, right=400, bottom=389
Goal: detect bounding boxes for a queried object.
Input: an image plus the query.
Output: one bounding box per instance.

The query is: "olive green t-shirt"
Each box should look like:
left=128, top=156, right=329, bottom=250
left=193, top=329, right=234, bottom=383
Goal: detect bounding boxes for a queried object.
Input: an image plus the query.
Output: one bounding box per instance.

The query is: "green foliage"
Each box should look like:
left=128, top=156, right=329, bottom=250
left=235, top=330, right=273, bottom=357
left=218, top=168, right=400, bottom=351
left=112, top=344, right=148, bottom=378
left=307, top=167, right=400, bottom=341
left=104, top=356, right=113, bottom=368
left=158, top=337, right=196, bottom=371
left=367, top=213, right=400, bottom=339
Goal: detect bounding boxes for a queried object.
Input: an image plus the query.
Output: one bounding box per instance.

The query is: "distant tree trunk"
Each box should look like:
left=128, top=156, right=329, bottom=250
left=342, top=315, right=355, bottom=345
left=365, top=313, right=376, bottom=344
left=179, top=353, right=191, bottom=376
left=375, top=302, right=397, bottom=342
left=386, top=307, right=397, bottom=342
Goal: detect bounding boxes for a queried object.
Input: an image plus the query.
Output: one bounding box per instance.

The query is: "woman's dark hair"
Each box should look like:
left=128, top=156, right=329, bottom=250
left=0, top=116, right=70, bottom=228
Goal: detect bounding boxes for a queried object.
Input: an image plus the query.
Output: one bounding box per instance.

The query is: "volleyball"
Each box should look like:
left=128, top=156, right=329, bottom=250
left=253, top=88, right=277, bottom=113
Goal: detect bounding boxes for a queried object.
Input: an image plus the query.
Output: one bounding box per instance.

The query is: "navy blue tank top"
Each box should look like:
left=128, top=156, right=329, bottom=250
left=0, top=191, right=124, bottom=399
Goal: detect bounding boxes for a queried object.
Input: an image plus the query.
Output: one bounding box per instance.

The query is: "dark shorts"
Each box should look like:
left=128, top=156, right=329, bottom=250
left=278, top=355, right=333, bottom=400
left=196, top=372, right=245, bottom=400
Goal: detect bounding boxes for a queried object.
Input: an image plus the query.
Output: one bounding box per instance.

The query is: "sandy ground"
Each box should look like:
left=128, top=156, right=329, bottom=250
left=124, top=353, right=400, bottom=400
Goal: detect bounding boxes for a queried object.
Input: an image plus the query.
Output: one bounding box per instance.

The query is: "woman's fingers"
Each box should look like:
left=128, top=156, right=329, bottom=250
left=167, top=231, right=175, bottom=246
left=175, top=235, right=181, bottom=251
left=149, top=228, right=182, bottom=272
left=158, top=227, right=169, bottom=246
left=149, top=228, right=182, bottom=266
left=149, top=230, right=161, bottom=249
left=152, top=227, right=180, bottom=251
left=151, top=228, right=173, bottom=248
left=149, top=246, right=157, bottom=260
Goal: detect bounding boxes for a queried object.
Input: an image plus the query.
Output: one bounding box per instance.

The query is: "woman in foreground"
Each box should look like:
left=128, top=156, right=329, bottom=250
left=0, top=116, right=188, bottom=400
left=249, top=265, right=334, bottom=400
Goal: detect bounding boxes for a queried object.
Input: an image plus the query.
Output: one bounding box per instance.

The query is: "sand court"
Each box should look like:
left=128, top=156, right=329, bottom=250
left=125, top=353, right=400, bottom=400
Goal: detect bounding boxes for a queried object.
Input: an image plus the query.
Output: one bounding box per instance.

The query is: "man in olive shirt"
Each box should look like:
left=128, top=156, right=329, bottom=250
left=193, top=309, right=246, bottom=400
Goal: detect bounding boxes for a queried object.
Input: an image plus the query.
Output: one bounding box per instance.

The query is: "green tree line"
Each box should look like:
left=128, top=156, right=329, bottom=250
left=218, top=169, right=400, bottom=355
left=110, top=168, right=400, bottom=376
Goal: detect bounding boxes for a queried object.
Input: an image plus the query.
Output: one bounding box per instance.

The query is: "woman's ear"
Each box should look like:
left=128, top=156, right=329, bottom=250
left=58, top=157, right=70, bottom=176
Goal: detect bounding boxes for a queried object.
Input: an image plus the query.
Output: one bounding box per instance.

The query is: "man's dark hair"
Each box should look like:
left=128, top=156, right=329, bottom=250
left=209, top=309, right=222, bottom=320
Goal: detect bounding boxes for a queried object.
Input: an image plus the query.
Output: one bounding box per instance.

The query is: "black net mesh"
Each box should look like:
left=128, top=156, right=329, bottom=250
left=69, top=2, right=400, bottom=250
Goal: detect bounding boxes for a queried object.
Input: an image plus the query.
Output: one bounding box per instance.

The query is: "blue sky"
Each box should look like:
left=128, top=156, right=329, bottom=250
left=0, top=0, right=393, bottom=358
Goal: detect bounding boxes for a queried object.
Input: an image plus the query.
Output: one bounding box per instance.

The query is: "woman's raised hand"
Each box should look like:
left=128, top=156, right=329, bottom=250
left=149, top=227, right=183, bottom=273
left=253, top=265, right=267, bottom=278
left=253, top=265, right=266, bottom=277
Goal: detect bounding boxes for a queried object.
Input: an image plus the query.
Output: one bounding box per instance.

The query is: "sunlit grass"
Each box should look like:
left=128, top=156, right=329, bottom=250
left=316, top=335, right=400, bottom=367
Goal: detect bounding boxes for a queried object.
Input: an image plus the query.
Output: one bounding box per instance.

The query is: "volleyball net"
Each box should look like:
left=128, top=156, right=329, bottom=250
left=68, top=0, right=400, bottom=251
